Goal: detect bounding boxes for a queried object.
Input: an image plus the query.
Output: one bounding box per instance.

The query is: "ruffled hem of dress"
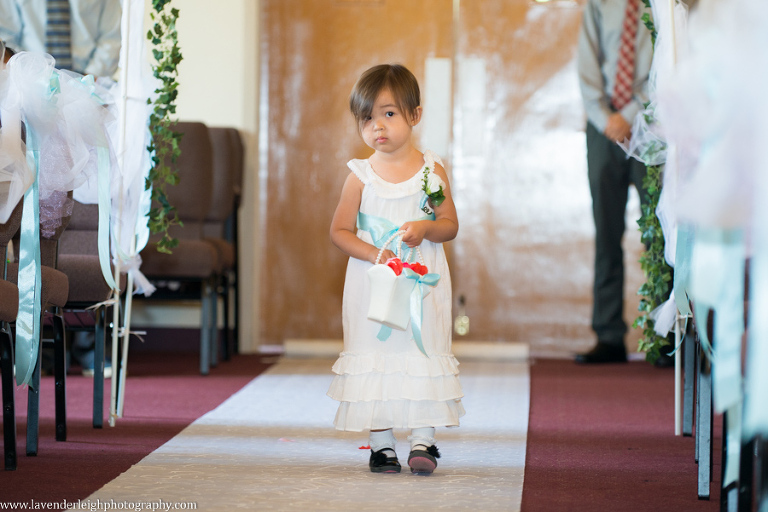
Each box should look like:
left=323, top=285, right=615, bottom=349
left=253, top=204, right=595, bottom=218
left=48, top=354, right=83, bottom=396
left=327, top=372, right=464, bottom=402
left=347, top=150, right=440, bottom=200
left=331, top=351, right=460, bottom=377
left=332, top=398, right=465, bottom=432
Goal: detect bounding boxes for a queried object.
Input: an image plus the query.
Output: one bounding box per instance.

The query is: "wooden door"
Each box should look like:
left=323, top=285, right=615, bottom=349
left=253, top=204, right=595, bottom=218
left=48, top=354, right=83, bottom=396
left=259, top=0, right=644, bottom=356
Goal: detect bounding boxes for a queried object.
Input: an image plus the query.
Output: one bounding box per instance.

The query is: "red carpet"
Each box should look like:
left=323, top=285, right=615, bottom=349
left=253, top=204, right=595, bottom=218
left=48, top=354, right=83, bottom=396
left=521, top=359, right=722, bottom=511
left=0, top=351, right=273, bottom=508
left=3, top=353, right=723, bottom=511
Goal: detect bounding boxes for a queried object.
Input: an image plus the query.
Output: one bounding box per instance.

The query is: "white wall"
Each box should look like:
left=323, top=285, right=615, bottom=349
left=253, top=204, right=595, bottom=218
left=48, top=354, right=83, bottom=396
left=136, top=0, right=261, bottom=352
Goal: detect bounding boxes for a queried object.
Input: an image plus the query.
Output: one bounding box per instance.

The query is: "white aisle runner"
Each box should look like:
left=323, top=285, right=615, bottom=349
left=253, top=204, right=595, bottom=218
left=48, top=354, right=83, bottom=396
left=77, top=357, right=529, bottom=511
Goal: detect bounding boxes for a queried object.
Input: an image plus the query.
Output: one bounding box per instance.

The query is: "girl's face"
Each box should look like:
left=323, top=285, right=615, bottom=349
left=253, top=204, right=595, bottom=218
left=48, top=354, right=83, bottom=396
left=361, top=88, right=420, bottom=156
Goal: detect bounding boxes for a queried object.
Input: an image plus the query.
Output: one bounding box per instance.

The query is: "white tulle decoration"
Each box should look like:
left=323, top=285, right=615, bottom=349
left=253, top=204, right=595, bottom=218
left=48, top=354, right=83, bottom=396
left=620, top=0, right=695, bottom=269
left=0, top=51, right=116, bottom=235
left=657, top=0, right=764, bottom=230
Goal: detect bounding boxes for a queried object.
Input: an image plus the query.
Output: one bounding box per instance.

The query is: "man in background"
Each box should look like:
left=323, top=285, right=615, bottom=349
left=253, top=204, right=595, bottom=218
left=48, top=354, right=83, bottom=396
left=0, top=0, right=120, bottom=77
left=576, top=0, right=653, bottom=364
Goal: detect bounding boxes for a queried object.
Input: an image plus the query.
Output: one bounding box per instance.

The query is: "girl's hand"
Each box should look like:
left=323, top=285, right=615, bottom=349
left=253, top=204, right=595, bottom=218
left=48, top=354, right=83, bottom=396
left=369, top=246, right=396, bottom=264
left=400, top=221, right=428, bottom=248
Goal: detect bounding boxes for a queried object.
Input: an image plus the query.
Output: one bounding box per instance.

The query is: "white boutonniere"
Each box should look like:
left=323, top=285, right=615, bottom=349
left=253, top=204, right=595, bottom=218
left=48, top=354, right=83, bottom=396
left=422, top=166, right=446, bottom=207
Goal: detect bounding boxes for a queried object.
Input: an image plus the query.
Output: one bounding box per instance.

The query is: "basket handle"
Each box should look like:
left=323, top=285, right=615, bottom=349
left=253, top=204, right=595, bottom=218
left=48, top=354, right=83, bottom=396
left=374, top=229, right=425, bottom=265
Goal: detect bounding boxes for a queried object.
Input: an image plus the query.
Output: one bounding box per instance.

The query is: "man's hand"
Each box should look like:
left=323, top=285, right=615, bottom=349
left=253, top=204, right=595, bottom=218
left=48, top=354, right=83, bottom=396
left=604, top=113, right=632, bottom=142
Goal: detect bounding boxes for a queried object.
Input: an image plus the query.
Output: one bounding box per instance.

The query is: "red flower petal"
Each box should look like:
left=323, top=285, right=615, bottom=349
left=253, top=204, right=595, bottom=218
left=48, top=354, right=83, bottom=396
left=386, top=257, right=403, bottom=275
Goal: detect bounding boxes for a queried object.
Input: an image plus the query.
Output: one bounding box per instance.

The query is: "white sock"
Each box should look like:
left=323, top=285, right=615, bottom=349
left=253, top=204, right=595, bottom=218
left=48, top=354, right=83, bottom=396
left=369, top=429, right=397, bottom=455
left=408, top=427, right=436, bottom=451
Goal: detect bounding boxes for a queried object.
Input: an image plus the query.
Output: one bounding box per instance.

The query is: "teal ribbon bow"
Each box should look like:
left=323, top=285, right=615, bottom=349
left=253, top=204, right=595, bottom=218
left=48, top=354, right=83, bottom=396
left=404, top=268, right=440, bottom=356
left=79, top=74, right=118, bottom=292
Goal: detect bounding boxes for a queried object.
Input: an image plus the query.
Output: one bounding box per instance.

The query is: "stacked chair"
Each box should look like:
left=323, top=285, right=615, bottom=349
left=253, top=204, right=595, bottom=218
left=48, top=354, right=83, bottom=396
left=139, top=122, right=222, bottom=375
left=204, top=127, right=240, bottom=361
left=227, top=127, right=244, bottom=355
left=138, top=121, right=243, bottom=374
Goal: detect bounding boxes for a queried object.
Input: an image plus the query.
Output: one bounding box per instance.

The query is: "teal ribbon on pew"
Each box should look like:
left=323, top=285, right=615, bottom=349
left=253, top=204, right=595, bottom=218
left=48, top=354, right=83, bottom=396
left=97, top=145, right=117, bottom=291
left=674, top=224, right=694, bottom=317
left=78, top=74, right=117, bottom=292
left=359, top=211, right=440, bottom=356
left=689, top=228, right=745, bottom=414
left=723, top=402, right=742, bottom=487
left=16, top=130, right=43, bottom=387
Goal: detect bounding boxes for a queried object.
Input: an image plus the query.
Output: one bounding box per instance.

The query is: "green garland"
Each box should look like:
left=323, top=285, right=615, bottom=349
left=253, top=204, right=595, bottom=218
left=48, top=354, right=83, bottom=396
left=641, top=0, right=657, bottom=46
left=146, top=0, right=183, bottom=253
left=632, top=0, right=673, bottom=363
left=633, top=164, right=673, bottom=363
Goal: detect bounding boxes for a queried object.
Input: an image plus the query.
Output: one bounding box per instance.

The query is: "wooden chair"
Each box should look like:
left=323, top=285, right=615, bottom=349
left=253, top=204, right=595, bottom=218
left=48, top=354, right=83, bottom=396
left=228, top=128, right=244, bottom=355
left=138, top=122, right=222, bottom=374
left=0, top=263, right=20, bottom=470
left=204, top=127, right=239, bottom=361
left=3, top=199, right=70, bottom=456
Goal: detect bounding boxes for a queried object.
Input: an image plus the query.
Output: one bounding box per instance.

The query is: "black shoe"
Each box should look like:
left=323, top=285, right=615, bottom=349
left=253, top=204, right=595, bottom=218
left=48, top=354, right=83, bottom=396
left=575, top=341, right=627, bottom=364
left=369, top=449, right=401, bottom=473
left=408, top=445, right=440, bottom=475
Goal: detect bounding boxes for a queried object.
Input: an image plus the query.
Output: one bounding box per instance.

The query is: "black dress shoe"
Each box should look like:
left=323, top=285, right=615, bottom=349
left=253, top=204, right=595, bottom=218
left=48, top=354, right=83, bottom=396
left=575, top=341, right=627, bottom=364
left=369, top=449, right=401, bottom=473
left=408, top=445, right=440, bottom=475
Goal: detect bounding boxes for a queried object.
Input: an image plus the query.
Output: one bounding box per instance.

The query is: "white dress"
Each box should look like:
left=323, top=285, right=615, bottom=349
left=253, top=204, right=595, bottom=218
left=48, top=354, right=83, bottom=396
left=327, top=150, right=465, bottom=432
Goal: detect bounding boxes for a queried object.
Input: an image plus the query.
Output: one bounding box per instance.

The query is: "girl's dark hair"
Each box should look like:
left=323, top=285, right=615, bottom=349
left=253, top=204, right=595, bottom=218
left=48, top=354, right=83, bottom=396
left=349, top=64, right=420, bottom=129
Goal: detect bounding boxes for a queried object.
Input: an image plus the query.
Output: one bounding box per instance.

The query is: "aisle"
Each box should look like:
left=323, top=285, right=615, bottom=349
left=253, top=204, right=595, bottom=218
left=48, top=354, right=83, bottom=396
left=74, top=357, right=530, bottom=511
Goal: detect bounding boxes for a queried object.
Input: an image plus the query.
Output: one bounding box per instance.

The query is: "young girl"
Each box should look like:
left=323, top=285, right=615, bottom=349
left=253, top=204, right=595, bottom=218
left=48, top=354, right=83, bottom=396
left=328, top=64, right=464, bottom=475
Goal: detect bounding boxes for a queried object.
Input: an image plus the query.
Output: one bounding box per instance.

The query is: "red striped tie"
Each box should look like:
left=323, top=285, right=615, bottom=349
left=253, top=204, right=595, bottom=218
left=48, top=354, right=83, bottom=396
left=612, top=0, right=640, bottom=111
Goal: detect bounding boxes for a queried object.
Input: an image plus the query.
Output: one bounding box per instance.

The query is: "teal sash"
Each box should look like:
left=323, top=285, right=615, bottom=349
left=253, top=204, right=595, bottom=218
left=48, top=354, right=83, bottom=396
left=357, top=208, right=434, bottom=253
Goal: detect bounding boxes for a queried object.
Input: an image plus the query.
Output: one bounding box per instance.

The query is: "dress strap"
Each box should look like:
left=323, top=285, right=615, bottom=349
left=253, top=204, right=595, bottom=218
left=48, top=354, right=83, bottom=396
left=423, top=149, right=444, bottom=170
left=347, top=159, right=371, bottom=185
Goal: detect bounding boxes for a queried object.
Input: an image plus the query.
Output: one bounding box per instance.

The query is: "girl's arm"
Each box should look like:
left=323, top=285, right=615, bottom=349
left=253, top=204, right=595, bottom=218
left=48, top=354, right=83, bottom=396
left=330, top=173, right=396, bottom=264
left=400, top=163, right=459, bottom=247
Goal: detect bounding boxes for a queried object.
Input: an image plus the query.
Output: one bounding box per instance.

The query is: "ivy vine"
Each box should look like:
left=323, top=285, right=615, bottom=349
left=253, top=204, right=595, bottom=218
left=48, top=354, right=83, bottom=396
left=633, top=163, right=673, bottom=363
left=146, top=0, right=183, bottom=253
left=641, top=0, right=657, bottom=46
left=632, top=0, right=673, bottom=363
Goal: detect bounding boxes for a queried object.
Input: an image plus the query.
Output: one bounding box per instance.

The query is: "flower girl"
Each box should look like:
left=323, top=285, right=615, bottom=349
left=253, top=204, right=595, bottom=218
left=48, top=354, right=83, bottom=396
left=328, top=64, right=464, bottom=474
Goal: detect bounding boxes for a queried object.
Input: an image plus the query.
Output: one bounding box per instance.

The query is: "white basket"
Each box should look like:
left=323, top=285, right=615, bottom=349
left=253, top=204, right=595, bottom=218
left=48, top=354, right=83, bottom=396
left=366, top=230, right=424, bottom=331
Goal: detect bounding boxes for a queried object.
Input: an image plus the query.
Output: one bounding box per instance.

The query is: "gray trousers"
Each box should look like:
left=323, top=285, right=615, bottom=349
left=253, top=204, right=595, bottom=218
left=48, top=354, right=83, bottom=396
left=586, top=122, right=649, bottom=344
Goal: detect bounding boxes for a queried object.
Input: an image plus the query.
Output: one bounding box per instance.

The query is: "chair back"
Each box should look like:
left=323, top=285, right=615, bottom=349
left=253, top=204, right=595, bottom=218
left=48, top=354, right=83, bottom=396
left=153, top=122, right=213, bottom=241
left=229, top=128, right=244, bottom=203
left=58, top=201, right=99, bottom=256
left=0, top=201, right=23, bottom=250
left=203, top=127, right=237, bottom=238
